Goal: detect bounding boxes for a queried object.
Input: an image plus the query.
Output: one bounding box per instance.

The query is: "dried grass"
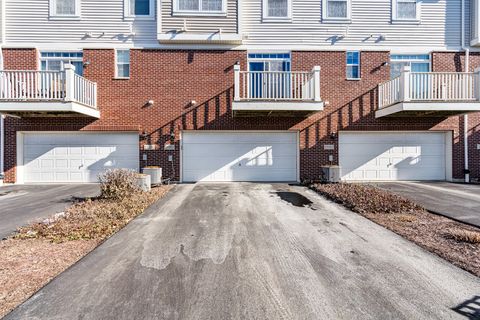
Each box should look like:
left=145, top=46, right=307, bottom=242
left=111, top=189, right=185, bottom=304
left=15, top=186, right=170, bottom=243
left=0, top=238, right=98, bottom=318
left=445, top=229, right=480, bottom=244
left=312, top=183, right=424, bottom=215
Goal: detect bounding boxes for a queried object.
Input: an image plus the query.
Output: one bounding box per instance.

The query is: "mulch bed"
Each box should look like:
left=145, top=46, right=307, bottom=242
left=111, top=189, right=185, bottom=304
left=0, top=185, right=171, bottom=318
left=311, top=183, right=480, bottom=277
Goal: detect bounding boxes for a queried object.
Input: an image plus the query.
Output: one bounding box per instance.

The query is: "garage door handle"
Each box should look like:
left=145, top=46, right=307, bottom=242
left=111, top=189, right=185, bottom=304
left=79, top=164, right=84, bottom=169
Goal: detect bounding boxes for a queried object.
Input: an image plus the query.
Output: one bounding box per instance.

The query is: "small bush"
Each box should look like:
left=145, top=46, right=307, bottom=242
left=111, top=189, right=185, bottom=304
left=98, top=169, right=141, bottom=200
left=312, top=183, right=424, bottom=215
left=445, top=229, right=480, bottom=244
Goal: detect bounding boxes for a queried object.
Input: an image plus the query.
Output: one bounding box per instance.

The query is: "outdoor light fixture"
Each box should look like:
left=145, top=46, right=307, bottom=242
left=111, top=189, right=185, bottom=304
left=330, top=132, right=337, bottom=140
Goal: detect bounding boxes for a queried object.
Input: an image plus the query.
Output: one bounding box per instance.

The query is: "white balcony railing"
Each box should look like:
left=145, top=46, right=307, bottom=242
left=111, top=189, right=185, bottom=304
left=379, top=66, right=480, bottom=109
left=0, top=64, right=97, bottom=109
left=234, top=65, right=321, bottom=102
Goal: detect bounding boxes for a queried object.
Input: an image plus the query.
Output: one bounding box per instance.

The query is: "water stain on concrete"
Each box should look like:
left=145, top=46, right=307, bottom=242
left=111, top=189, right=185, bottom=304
left=275, top=192, right=313, bottom=208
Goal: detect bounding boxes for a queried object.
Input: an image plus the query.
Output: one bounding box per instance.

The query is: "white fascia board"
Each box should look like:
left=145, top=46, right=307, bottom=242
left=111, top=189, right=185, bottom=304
left=0, top=102, right=100, bottom=118
left=158, top=33, right=243, bottom=44
left=376, top=102, right=480, bottom=118
left=232, top=101, right=324, bottom=111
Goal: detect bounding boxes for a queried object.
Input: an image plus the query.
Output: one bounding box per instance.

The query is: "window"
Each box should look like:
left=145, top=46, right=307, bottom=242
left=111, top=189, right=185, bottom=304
left=40, top=52, right=84, bottom=76
left=49, top=0, right=80, bottom=18
left=248, top=53, right=291, bottom=99
left=346, top=51, right=360, bottom=79
left=174, top=0, right=225, bottom=14
left=323, top=0, right=351, bottom=21
left=390, top=54, right=430, bottom=79
left=263, top=0, right=291, bottom=20
left=124, top=0, right=154, bottom=18
left=392, top=0, right=420, bottom=22
left=116, top=50, right=130, bottom=78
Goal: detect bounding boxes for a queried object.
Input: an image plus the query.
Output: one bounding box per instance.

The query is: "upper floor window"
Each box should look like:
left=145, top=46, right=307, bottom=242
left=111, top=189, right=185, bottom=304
left=174, top=0, right=225, bottom=15
left=322, top=0, right=351, bottom=22
left=346, top=51, right=360, bottom=80
left=390, top=54, right=430, bottom=79
left=125, top=0, right=154, bottom=19
left=116, top=50, right=131, bottom=79
left=40, top=52, right=84, bottom=76
left=49, top=0, right=81, bottom=19
left=392, top=0, right=420, bottom=23
left=263, top=0, right=292, bottom=21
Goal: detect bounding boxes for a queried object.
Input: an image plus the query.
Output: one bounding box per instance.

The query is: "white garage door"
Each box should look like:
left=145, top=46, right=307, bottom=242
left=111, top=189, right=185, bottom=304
left=182, top=131, right=298, bottom=182
left=339, top=132, right=447, bottom=181
left=23, top=132, right=139, bottom=183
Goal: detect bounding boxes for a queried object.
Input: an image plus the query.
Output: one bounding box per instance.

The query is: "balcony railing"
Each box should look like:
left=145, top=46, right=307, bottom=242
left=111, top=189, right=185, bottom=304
left=234, top=66, right=321, bottom=102
left=0, top=64, right=97, bottom=109
left=379, top=67, right=480, bottom=109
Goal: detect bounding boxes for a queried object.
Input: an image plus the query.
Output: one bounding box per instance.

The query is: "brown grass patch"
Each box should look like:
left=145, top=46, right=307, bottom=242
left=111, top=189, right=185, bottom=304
left=445, top=229, right=480, bottom=244
left=1, top=185, right=171, bottom=317
left=310, top=183, right=480, bottom=277
left=312, top=183, right=424, bottom=215
left=15, top=186, right=171, bottom=243
left=0, top=238, right=98, bottom=318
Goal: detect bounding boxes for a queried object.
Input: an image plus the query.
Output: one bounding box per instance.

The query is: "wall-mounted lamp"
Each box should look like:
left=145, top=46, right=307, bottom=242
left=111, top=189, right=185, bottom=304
left=190, top=100, right=197, bottom=107
left=382, top=62, right=390, bottom=67
left=83, top=61, right=91, bottom=67
left=140, top=131, right=148, bottom=139
left=146, top=100, right=154, bottom=106
left=169, top=132, right=175, bottom=144
left=330, top=132, right=337, bottom=140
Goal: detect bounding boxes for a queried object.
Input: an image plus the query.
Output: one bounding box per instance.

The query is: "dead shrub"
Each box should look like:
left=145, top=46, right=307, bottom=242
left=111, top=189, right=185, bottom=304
left=445, top=229, right=480, bottom=244
left=98, top=168, right=141, bottom=200
left=311, top=183, right=424, bottom=215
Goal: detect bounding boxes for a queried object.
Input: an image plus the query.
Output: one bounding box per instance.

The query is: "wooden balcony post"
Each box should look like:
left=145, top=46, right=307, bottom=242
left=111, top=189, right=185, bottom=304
left=312, top=66, right=321, bottom=102
left=64, top=64, right=76, bottom=102
left=400, top=65, right=411, bottom=102
left=234, top=64, right=241, bottom=101
left=475, top=67, right=480, bottom=101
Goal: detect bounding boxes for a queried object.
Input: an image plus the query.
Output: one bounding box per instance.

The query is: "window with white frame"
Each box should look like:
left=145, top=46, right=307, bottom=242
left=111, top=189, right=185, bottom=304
left=49, top=0, right=80, bottom=18
left=116, top=50, right=130, bottom=78
left=323, top=0, right=350, bottom=21
left=125, top=0, right=154, bottom=18
left=390, top=54, right=430, bottom=79
left=346, top=51, right=360, bottom=79
left=263, top=0, right=291, bottom=20
left=175, top=0, right=225, bottom=14
left=392, top=0, right=419, bottom=22
left=40, top=52, right=84, bottom=76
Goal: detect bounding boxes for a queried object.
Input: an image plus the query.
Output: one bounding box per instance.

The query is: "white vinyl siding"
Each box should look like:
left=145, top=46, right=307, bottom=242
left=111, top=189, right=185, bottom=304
left=162, top=0, right=237, bottom=34
left=182, top=131, right=298, bottom=182
left=242, top=0, right=462, bottom=50
left=6, top=0, right=157, bottom=47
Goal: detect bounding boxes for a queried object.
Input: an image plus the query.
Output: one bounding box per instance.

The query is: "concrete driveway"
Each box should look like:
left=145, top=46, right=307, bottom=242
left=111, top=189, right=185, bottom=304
left=374, top=181, right=480, bottom=228
left=0, top=184, right=99, bottom=239
left=5, top=183, right=480, bottom=320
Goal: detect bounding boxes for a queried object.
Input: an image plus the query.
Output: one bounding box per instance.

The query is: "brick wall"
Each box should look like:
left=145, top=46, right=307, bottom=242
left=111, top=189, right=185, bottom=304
left=3, top=48, right=479, bottom=182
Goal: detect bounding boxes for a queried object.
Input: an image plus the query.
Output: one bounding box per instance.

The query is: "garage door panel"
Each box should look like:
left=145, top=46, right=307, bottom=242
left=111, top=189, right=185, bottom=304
left=182, top=132, right=298, bottom=182
left=24, top=133, right=139, bottom=183
left=340, top=132, right=446, bottom=181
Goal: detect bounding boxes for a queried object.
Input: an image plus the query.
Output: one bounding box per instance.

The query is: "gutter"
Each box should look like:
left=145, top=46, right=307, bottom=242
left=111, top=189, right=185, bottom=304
left=461, top=0, right=470, bottom=183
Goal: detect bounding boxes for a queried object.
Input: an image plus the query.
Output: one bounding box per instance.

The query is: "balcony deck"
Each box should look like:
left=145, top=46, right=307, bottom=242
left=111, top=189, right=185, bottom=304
left=0, top=65, right=99, bottom=118
left=377, top=67, right=480, bottom=118
left=232, top=65, right=324, bottom=117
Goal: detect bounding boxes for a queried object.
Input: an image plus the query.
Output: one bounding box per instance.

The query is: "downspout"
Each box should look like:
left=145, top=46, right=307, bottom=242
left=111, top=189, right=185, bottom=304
left=0, top=0, right=4, bottom=179
left=462, top=0, right=470, bottom=183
